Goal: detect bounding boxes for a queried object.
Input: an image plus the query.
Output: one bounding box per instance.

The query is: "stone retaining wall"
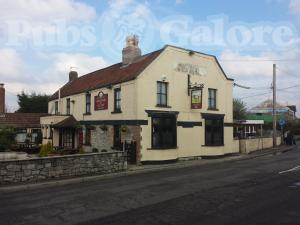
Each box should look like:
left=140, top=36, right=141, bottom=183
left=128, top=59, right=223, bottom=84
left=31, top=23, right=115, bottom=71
left=0, top=151, right=126, bottom=184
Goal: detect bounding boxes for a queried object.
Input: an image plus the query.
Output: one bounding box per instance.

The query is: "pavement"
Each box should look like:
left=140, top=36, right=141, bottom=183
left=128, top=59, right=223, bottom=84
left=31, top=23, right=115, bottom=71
left=0, top=144, right=297, bottom=192
left=0, top=144, right=299, bottom=225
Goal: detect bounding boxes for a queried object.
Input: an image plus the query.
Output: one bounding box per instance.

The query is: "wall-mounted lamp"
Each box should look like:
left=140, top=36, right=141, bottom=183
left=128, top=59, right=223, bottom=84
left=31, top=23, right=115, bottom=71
left=161, top=75, right=167, bottom=81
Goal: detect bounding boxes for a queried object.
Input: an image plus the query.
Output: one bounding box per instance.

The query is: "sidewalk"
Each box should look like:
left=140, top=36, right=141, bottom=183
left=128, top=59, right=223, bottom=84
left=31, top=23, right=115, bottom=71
left=0, top=145, right=297, bottom=192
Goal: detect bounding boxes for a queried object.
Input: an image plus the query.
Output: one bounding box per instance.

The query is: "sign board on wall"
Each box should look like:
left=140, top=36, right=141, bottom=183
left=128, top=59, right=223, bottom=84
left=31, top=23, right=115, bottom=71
left=175, top=63, right=207, bottom=76
left=94, top=92, right=108, bottom=110
left=191, top=89, right=202, bottom=109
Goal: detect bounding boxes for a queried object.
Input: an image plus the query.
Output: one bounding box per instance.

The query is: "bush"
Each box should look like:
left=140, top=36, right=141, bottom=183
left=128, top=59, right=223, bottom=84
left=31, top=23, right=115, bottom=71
left=39, top=142, right=53, bottom=157
left=0, top=126, right=16, bottom=151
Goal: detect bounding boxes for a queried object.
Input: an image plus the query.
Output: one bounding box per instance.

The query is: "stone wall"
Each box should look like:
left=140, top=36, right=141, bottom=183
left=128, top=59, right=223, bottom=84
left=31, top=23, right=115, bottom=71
left=89, top=126, right=113, bottom=152
left=0, top=151, right=126, bottom=184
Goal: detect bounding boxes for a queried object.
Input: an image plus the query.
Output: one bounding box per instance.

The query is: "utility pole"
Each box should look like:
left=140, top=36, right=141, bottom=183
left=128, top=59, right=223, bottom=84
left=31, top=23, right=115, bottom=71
left=273, top=64, right=277, bottom=148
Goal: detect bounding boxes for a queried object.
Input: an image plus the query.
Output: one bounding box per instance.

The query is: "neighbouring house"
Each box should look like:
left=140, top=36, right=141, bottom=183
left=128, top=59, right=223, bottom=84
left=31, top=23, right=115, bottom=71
left=0, top=84, right=47, bottom=146
left=234, top=120, right=264, bottom=139
left=248, top=99, right=297, bottom=122
left=41, top=36, right=235, bottom=164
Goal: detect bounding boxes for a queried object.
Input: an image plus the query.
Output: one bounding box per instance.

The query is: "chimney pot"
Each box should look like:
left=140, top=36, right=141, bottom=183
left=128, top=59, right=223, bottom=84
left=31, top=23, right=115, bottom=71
left=0, top=83, right=5, bottom=114
left=69, top=71, right=78, bottom=82
left=122, top=35, right=141, bottom=65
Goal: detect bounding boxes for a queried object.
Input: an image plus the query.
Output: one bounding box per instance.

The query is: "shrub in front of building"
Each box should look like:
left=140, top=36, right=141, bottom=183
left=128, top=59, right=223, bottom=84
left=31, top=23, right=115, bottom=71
left=39, top=142, right=53, bottom=157
left=0, top=126, right=16, bottom=151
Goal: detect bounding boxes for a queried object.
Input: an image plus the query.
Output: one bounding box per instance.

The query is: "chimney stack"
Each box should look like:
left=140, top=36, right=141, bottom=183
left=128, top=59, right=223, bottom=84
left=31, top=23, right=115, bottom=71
left=122, top=35, right=141, bottom=65
left=69, top=70, right=78, bottom=82
left=0, top=83, right=5, bottom=114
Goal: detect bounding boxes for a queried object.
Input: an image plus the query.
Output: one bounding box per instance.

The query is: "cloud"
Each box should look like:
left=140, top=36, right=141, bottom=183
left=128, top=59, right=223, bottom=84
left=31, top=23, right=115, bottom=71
left=53, top=53, right=109, bottom=78
left=289, top=0, right=300, bottom=15
left=0, top=48, right=24, bottom=80
left=220, top=48, right=300, bottom=116
left=2, top=51, right=109, bottom=111
left=0, top=0, right=96, bottom=22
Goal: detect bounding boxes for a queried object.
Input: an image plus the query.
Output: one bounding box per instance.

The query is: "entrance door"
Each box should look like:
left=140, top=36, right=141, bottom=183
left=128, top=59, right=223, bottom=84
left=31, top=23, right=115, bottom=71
left=59, top=128, right=75, bottom=149
left=113, top=125, right=121, bottom=150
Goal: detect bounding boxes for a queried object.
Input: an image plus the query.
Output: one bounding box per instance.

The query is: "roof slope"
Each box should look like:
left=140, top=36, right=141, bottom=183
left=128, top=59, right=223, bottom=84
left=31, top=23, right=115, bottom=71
left=49, top=45, right=233, bottom=101
left=0, top=113, right=48, bottom=128
left=50, top=49, right=163, bottom=100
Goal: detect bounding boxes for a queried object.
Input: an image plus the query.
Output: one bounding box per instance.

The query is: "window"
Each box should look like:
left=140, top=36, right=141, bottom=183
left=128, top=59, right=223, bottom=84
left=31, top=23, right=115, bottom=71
left=85, top=93, right=91, bottom=114
left=60, top=128, right=74, bottom=148
left=205, top=118, right=224, bottom=146
left=66, top=98, right=70, bottom=115
left=114, top=88, right=121, bottom=112
left=208, top=88, right=217, bottom=109
left=156, top=82, right=168, bottom=107
left=152, top=114, right=177, bottom=149
left=85, top=129, right=91, bottom=145
left=55, top=101, right=58, bottom=115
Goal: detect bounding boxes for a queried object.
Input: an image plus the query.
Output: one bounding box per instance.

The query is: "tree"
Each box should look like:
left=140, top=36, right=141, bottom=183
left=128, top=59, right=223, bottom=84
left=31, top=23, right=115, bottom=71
left=233, top=98, right=247, bottom=120
left=16, top=92, right=50, bottom=113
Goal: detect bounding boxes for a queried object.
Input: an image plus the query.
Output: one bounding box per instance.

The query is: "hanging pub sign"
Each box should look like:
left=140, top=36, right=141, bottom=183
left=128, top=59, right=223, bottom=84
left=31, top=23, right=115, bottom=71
left=94, top=91, right=108, bottom=110
left=191, top=89, right=202, bottom=109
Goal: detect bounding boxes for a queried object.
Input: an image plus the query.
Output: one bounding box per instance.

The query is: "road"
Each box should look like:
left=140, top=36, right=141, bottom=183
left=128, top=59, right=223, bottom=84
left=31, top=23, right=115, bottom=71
left=0, top=146, right=300, bottom=225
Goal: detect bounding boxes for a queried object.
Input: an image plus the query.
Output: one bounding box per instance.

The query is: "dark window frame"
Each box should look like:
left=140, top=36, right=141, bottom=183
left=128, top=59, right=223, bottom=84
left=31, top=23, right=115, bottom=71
left=208, top=88, right=217, bottom=110
left=151, top=114, right=177, bottom=149
left=66, top=98, right=70, bottom=115
left=55, top=101, right=58, bottom=115
left=156, top=81, right=168, bottom=107
left=113, top=88, right=122, bottom=113
left=205, top=118, right=224, bottom=146
left=85, top=128, right=91, bottom=146
left=85, top=93, right=91, bottom=114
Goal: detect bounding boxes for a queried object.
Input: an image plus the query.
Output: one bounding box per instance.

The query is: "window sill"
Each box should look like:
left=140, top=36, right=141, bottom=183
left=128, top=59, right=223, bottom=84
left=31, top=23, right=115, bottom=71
left=156, top=104, right=171, bottom=108
left=202, top=144, right=224, bottom=147
left=147, top=147, right=178, bottom=150
left=83, top=112, right=91, bottom=116
left=111, top=110, right=122, bottom=114
left=207, top=108, right=219, bottom=111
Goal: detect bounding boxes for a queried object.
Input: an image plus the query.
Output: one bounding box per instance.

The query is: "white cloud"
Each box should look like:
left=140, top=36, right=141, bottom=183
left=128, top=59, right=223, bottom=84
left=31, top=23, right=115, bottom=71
left=0, top=0, right=96, bottom=22
left=53, top=53, right=109, bottom=77
left=289, top=0, right=300, bottom=15
left=0, top=48, right=24, bottom=80
left=220, top=48, right=300, bottom=116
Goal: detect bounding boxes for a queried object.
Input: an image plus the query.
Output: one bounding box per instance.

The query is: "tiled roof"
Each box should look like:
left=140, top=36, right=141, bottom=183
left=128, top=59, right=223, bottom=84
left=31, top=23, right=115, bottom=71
left=52, top=116, right=78, bottom=128
left=0, top=113, right=48, bottom=128
left=49, top=49, right=164, bottom=100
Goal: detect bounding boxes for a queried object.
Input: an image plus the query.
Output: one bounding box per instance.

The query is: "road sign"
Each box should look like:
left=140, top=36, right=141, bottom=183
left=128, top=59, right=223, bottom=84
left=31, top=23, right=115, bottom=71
left=279, top=119, right=286, bottom=126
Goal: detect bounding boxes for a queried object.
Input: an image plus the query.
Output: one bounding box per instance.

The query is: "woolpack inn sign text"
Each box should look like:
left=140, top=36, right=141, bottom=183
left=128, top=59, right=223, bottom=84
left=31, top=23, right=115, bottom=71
left=175, top=63, right=207, bottom=76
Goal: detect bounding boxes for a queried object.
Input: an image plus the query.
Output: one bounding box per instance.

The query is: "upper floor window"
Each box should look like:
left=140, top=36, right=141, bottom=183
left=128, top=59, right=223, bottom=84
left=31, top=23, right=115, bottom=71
left=66, top=98, right=70, bottom=115
left=114, top=88, right=121, bottom=112
left=55, top=101, right=58, bottom=115
left=85, top=93, right=91, bottom=114
left=208, top=88, right=217, bottom=110
left=157, top=81, right=168, bottom=107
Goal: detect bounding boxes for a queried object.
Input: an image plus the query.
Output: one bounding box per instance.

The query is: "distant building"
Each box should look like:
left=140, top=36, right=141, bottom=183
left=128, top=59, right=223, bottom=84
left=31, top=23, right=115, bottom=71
left=0, top=84, right=46, bottom=144
left=247, top=99, right=297, bottom=122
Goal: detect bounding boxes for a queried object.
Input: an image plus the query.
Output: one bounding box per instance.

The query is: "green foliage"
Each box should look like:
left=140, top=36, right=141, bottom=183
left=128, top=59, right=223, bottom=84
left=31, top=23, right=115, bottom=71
left=16, top=91, right=50, bottom=113
left=39, top=142, right=53, bottom=157
left=233, top=98, right=247, bottom=120
left=0, top=126, right=15, bottom=151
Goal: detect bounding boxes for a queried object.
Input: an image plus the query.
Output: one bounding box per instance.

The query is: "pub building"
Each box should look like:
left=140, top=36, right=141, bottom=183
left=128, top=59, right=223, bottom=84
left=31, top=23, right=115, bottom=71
left=40, top=35, right=236, bottom=164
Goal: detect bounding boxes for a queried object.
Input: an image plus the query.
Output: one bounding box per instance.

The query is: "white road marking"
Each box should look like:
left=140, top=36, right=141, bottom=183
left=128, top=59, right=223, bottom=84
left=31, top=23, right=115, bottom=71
left=279, top=166, right=300, bottom=174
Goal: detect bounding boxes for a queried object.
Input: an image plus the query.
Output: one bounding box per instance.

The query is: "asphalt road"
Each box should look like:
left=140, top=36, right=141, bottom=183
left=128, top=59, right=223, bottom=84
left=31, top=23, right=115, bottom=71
left=1, top=146, right=300, bottom=225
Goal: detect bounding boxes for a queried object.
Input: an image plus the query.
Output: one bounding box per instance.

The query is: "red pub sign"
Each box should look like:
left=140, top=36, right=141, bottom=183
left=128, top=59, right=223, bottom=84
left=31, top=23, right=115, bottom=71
left=94, top=92, right=108, bottom=110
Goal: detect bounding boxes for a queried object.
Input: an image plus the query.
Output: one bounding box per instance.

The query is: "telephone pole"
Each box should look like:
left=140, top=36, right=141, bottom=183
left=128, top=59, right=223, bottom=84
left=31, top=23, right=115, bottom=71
left=273, top=64, right=277, bottom=147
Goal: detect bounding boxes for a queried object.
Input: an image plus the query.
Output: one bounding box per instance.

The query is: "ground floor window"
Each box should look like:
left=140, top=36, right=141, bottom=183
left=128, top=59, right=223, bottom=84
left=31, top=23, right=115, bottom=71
left=205, top=118, right=224, bottom=146
left=85, top=128, right=91, bottom=145
left=152, top=114, right=177, bottom=149
left=59, top=128, right=75, bottom=149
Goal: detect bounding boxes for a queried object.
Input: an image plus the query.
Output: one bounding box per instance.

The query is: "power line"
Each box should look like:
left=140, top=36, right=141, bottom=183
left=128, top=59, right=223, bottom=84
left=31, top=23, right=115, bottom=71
left=239, top=91, right=272, bottom=99
left=276, top=67, right=299, bottom=77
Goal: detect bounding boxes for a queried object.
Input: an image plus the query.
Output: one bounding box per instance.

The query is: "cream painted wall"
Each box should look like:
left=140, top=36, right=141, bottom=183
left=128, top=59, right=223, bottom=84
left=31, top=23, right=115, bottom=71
left=47, top=81, right=137, bottom=121
left=136, top=46, right=235, bottom=161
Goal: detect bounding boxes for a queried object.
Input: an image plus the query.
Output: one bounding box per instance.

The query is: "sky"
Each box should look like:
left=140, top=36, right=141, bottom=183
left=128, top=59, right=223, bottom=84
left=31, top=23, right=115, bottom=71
left=0, top=0, right=299, bottom=116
